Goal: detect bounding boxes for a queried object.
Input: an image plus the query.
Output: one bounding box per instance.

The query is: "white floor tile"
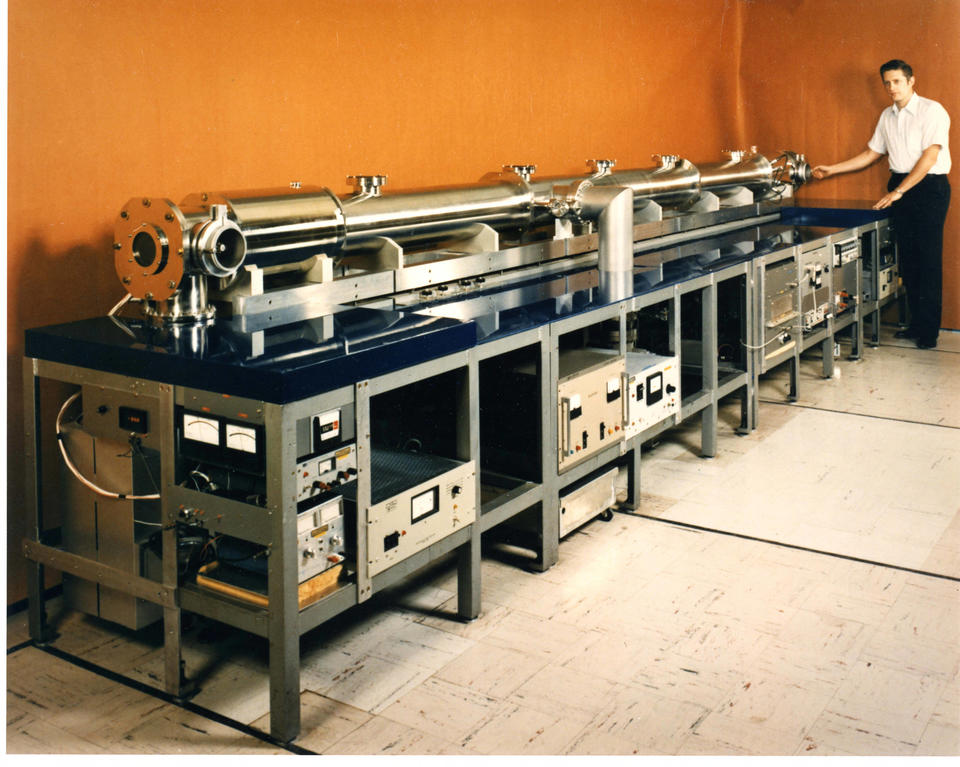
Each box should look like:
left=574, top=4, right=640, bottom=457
left=319, top=654, right=433, bottom=714
left=508, top=663, right=622, bottom=720
left=575, top=684, right=710, bottom=754
left=378, top=676, right=499, bottom=743
left=461, top=700, right=591, bottom=755
left=251, top=691, right=369, bottom=752
left=324, top=714, right=467, bottom=755
left=432, top=640, right=549, bottom=698
left=826, top=658, right=946, bottom=744
left=680, top=711, right=802, bottom=755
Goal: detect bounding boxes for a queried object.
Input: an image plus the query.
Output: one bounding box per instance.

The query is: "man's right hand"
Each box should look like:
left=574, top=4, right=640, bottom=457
left=811, top=165, right=833, bottom=180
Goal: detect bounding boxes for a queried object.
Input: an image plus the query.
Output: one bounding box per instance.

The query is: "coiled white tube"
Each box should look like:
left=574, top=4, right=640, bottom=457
left=56, top=391, right=161, bottom=501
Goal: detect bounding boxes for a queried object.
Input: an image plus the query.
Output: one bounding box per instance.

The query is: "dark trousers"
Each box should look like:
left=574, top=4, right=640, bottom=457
left=888, top=172, right=951, bottom=342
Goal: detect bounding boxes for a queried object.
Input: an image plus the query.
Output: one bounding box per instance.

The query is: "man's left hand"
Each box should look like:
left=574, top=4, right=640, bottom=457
left=874, top=190, right=903, bottom=209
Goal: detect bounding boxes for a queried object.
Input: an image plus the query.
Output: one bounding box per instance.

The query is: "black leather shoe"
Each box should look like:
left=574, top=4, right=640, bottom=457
left=916, top=339, right=937, bottom=349
left=895, top=328, right=918, bottom=339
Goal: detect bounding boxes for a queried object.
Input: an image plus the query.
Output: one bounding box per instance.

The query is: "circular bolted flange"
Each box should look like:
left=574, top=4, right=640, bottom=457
left=114, top=198, right=185, bottom=301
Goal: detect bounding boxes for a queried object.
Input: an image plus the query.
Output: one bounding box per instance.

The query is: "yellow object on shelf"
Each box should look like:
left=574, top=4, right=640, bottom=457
left=196, top=561, right=344, bottom=610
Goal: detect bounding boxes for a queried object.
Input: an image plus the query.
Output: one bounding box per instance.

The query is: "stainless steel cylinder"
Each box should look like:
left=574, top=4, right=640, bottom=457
left=554, top=181, right=635, bottom=303
left=589, top=185, right=635, bottom=304
left=531, top=156, right=701, bottom=210
left=699, top=152, right=775, bottom=196
left=342, top=177, right=534, bottom=249
left=596, top=158, right=702, bottom=208
left=113, top=148, right=811, bottom=322
left=180, top=187, right=346, bottom=269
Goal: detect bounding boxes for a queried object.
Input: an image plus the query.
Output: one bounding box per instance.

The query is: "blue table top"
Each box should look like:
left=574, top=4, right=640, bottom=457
left=25, top=307, right=477, bottom=403
left=781, top=198, right=889, bottom=227
left=25, top=205, right=887, bottom=401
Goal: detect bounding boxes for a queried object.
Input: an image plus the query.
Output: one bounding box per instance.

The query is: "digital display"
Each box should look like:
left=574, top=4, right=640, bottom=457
left=119, top=406, right=149, bottom=434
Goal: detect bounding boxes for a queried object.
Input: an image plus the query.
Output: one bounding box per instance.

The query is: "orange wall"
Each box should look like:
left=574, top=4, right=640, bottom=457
left=739, top=0, right=960, bottom=329
left=7, top=0, right=745, bottom=602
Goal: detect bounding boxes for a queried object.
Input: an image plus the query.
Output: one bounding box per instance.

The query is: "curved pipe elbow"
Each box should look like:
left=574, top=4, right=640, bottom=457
left=574, top=185, right=634, bottom=303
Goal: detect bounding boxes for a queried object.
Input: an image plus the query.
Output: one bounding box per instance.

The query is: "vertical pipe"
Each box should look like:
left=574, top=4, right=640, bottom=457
left=578, top=186, right=635, bottom=304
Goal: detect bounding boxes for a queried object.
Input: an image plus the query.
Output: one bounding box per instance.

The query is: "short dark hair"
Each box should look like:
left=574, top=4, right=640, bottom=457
left=880, top=59, right=913, bottom=78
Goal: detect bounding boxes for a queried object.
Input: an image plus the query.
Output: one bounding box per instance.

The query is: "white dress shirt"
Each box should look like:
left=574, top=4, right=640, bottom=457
left=868, top=92, right=951, bottom=174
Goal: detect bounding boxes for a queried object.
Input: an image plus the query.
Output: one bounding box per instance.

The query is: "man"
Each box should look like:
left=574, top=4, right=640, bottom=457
left=812, top=59, right=951, bottom=349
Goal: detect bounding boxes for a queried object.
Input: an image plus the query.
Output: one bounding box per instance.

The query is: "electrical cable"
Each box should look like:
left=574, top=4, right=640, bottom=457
left=199, top=535, right=222, bottom=562
left=758, top=397, right=960, bottom=431
left=56, top=392, right=161, bottom=501
left=129, top=438, right=162, bottom=496
left=108, top=294, right=132, bottom=317
left=107, top=294, right=139, bottom=339
left=618, top=509, right=960, bottom=584
left=185, top=469, right=216, bottom=492
left=740, top=333, right=792, bottom=350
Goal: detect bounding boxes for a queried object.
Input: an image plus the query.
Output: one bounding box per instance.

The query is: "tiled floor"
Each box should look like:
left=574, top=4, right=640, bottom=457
left=7, top=325, right=960, bottom=755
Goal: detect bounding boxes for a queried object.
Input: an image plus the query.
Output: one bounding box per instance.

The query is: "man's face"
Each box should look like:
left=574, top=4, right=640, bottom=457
left=882, top=69, right=915, bottom=104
